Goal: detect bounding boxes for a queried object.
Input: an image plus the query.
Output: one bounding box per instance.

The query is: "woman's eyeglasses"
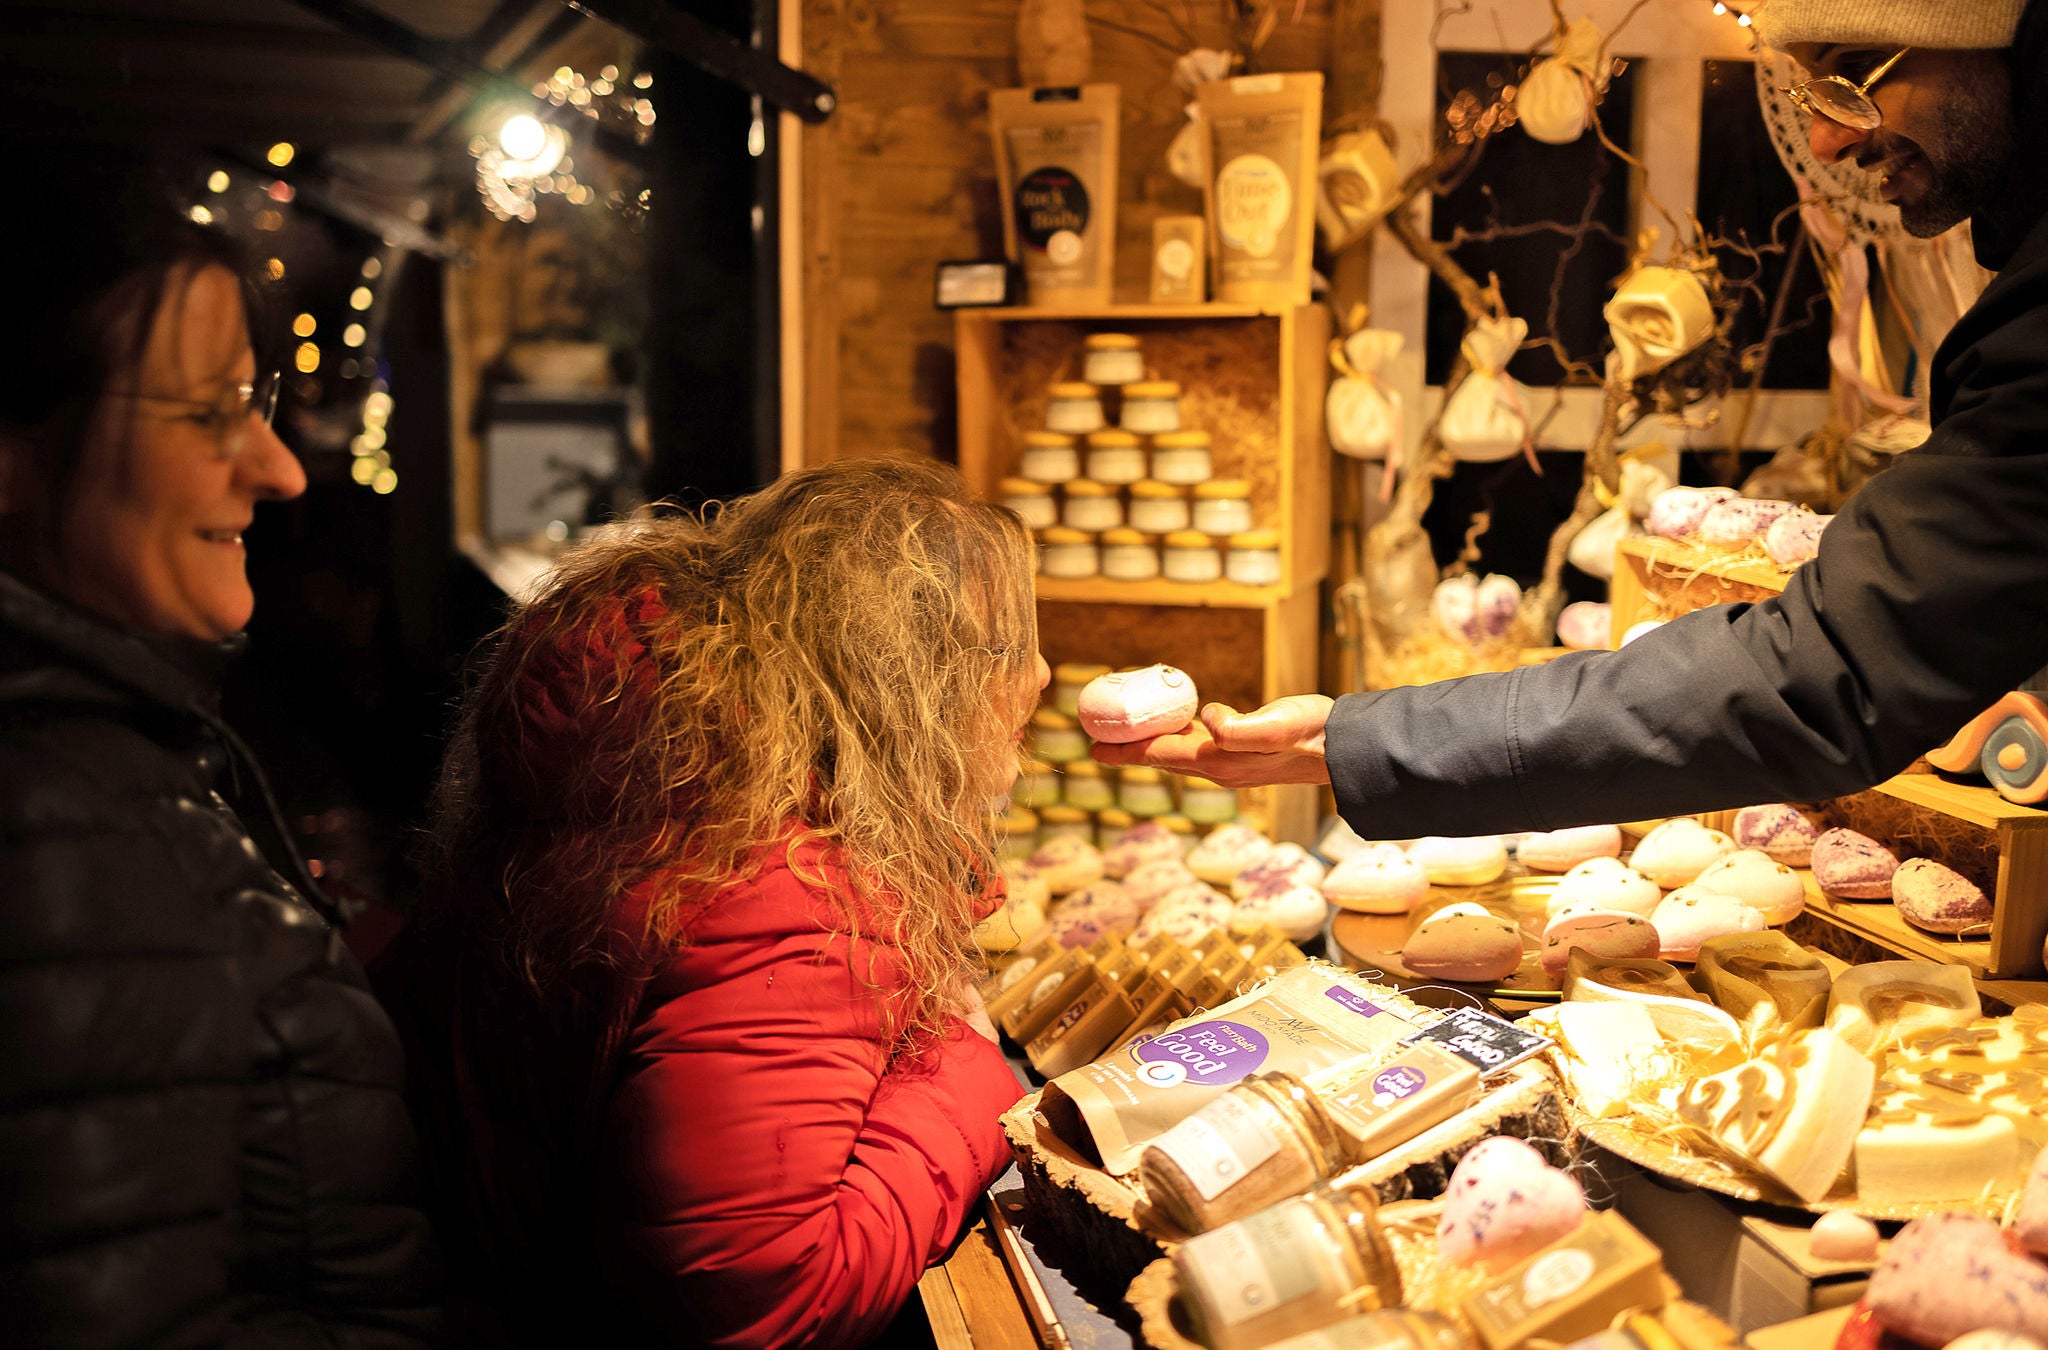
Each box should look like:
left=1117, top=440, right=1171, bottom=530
left=111, top=372, right=282, bottom=462
left=1784, top=47, right=1911, bottom=132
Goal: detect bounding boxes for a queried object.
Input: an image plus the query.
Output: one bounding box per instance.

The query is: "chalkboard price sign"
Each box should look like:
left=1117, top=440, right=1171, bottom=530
left=1401, top=1006, right=1552, bottom=1074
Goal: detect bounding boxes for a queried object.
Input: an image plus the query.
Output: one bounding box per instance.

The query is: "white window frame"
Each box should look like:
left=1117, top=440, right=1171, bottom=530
left=1370, top=1, right=1830, bottom=452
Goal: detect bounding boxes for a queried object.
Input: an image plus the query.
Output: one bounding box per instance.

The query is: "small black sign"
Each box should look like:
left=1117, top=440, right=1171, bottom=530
left=1402, top=1006, right=1552, bottom=1074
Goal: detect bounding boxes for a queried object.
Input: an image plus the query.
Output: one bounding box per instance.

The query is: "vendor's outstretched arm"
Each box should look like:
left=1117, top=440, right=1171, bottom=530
left=1091, top=694, right=1334, bottom=786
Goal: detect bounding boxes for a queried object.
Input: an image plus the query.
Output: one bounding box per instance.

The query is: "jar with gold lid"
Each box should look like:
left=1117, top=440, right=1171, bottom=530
left=1173, top=1182, right=1404, bottom=1350
left=1037, top=804, right=1095, bottom=846
left=1140, top=1071, right=1352, bottom=1233
left=1118, top=766, right=1176, bottom=819
left=1225, top=528, right=1282, bottom=587
left=1084, top=429, right=1147, bottom=485
left=1019, top=430, right=1081, bottom=484
left=1100, top=528, right=1160, bottom=581
left=1127, top=479, right=1190, bottom=535
left=1159, top=813, right=1199, bottom=853
left=1044, top=382, right=1106, bottom=435
left=1082, top=332, right=1145, bottom=386
left=1149, top=430, right=1214, bottom=485
left=997, top=805, right=1040, bottom=865
left=1051, top=662, right=1112, bottom=719
left=1193, top=479, right=1254, bottom=537
left=1030, top=708, right=1089, bottom=764
left=1059, top=759, right=1116, bottom=813
left=999, top=476, right=1057, bottom=531
left=1095, top=807, right=1137, bottom=851
left=1163, top=530, right=1223, bottom=584
left=1180, top=776, right=1238, bottom=825
left=1038, top=526, right=1099, bottom=580
left=1060, top=479, right=1123, bottom=533
left=1011, top=757, right=1060, bottom=810
left=1120, top=380, right=1183, bottom=434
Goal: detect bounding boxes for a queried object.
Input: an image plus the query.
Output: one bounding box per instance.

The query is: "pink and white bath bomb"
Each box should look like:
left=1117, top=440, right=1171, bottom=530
left=1556, top=601, right=1613, bottom=651
left=1699, top=497, right=1798, bottom=550
left=1132, top=883, right=1234, bottom=944
left=1122, top=857, right=1199, bottom=911
left=1547, top=856, right=1662, bottom=919
left=1024, top=834, right=1105, bottom=895
left=1811, top=828, right=1899, bottom=900
left=1407, top=835, right=1510, bottom=887
left=1628, top=818, right=1736, bottom=889
left=1186, top=823, right=1276, bottom=886
left=1891, top=858, right=1993, bottom=936
left=1229, top=878, right=1330, bottom=941
left=1322, top=851, right=1431, bottom=915
left=1230, top=842, right=1327, bottom=899
left=1518, top=824, right=1624, bottom=873
left=1764, top=511, right=1831, bottom=566
left=1102, top=820, right=1184, bottom=880
left=1646, top=485, right=1738, bottom=539
left=1732, top=804, right=1819, bottom=867
left=1650, top=886, right=1767, bottom=962
left=1436, top=1137, right=1587, bottom=1270
left=1075, top=664, right=1199, bottom=744
left=1690, top=849, right=1807, bottom=926
left=1866, top=1213, right=2048, bottom=1347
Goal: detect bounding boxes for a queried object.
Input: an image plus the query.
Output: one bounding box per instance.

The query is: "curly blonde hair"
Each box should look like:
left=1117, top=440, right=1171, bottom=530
left=427, top=457, right=1038, bottom=1047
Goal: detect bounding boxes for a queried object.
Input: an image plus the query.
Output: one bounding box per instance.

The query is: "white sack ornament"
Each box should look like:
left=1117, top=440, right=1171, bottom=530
left=1316, top=128, right=1400, bottom=251
left=1164, top=49, right=1234, bottom=188
left=1605, top=266, right=1716, bottom=384
left=1443, top=315, right=1536, bottom=467
left=1568, top=456, right=1674, bottom=581
left=1518, top=18, right=1609, bottom=146
left=1326, top=328, right=1404, bottom=464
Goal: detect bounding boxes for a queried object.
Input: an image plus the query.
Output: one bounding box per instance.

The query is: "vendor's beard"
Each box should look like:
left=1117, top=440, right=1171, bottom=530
left=1890, top=83, right=2012, bottom=237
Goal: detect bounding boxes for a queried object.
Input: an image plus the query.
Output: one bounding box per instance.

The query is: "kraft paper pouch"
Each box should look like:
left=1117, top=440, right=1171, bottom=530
left=1041, top=963, right=1420, bottom=1174
left=1198, top=72, right=1323, bottom=308
left=990, top=84, right=1120, bottom=307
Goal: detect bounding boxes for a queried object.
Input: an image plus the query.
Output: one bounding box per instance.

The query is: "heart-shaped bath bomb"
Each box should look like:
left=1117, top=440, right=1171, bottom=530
left=1186, top=823, right=1276, bottom=886
left=1518, top=824, right=1624, bottom=873
left=1541, top=910, right=1660, bottom=977
left=1732, top=804, right=1819, bottom=867
left=1811, top=828, right=1899, bottom=900
left=1646, top=485, right=1738, bottom=539
left=1404, top=911, right=1524, bottom=983
left=1765, top=511, right=1831, bottom=565
left=1408, top=834, right=1509, bottom=886
left=1435, top=1136, right=1587, bottom=1271
left=1866, top=1213, right=2048, bottom=1347
left=1076, top=664, right=1200, bottom=743
left=1651, top=886, right=1767, bottom=962
left=1231, top=842, right=1327, bottom=898
left=1102, top=821, right=1185, bottom=880
left=1891, top=857, right=1993, bottom=935
left=1699, top=497, right=1798, bottom=550
left=1630, top=818, right=1737, bottom=889
left=1229, top=879, right=1328, bottom=941
left=1322, top=851, right=1430, bottom=914
left=1691, top=849, right=1806, bottom=925
left=1547, top=856, right=1662, bottom=919
left=1557, top=600, right=1613, bottom=651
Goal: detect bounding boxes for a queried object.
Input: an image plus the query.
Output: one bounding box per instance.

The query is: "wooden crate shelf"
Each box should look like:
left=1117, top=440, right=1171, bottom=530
left=1608, top=535, right=1793, bottom=643
left=957, top=304, right=1331, bottom=846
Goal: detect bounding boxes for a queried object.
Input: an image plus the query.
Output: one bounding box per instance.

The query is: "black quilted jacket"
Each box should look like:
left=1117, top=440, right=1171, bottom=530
left=0, top=571, right=440, bottom=1347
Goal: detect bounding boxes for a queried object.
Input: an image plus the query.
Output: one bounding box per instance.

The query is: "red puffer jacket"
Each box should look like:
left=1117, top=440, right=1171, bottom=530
left=592, top=832, right=1024, bottom=1348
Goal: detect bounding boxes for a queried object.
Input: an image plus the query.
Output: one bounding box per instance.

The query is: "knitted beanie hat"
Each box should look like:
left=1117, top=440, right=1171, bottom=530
left=1753, top=0, right=2026, bottom=50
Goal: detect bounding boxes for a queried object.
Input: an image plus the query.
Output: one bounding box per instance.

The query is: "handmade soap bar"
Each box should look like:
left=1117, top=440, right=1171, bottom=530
left=1536, top=1000, right=1666, bottom=1118
left=1692, top=931, right=1830, bottom=1030
left=1319, top=1041, right=1482, bottom=1163
left=1856, top=1071, right=2021, bottom=1206
left=1564, top=949, right=1741, bottom=1066
left=1460, top=1211, right=1668, bottom=1350
left=1675, top=1027, right=1874, bottom=1203
left=1826, top=961, right=1980, bottom=1055
left=1874, top=1007, right=2048, bottom=1155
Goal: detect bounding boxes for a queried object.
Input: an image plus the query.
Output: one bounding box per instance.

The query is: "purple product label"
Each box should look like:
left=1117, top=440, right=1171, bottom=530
left=1132, top=1020, right=1270, bottom=1089
left=1324, top=986, right=1388, bottom=1019
left=1372, top=1065, right=1429, bottom=1101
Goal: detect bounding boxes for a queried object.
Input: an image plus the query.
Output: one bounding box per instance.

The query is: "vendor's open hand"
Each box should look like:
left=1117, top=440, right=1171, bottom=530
left=1089, top=694, right=1333, bottom=787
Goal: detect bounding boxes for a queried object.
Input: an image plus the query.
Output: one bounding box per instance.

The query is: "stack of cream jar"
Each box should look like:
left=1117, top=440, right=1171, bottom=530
left=996, top=660, right=1246, bottom=862
left=1000, top=332, right=1282, bottom=589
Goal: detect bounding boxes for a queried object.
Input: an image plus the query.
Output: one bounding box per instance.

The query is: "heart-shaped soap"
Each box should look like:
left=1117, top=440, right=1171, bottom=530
left=1435, top=1136, right=1587, bottom=1271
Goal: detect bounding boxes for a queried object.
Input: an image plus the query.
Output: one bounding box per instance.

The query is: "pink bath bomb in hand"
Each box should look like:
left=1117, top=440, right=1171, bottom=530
left=1076, top=664, right=1200, bottom=744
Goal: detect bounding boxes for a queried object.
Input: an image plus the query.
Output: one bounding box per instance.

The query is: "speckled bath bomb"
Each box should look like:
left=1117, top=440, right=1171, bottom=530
left=1518, top=824, right=1624, bottom=873
left=1732, top=803, right=1819, bottom=867
left=1407, top=834, right=1509, bottom=887
left=1699, top=497, right=1797, bottom=550
left=1556, top=601, right=1613, bottom=651
left=1691, top=849, right=1807, bottom=926
left=1866, top=1213, right=2048, bottom=1347
left=1764, top=511, right=1831, bottom=565
left=1540, top=910, right=1660, bottom=977
left=1651, top=886, right=1768, bottom=962
left=1229, top=878, right=1329, bottom=942
left=1404, top=911, right=1524, bottom=983
left=1811, top=828, right=1899, bottom=900
left=1646, top=485, right=1738, bottom=539
left=1322, top=851, right=1431, bottom=915
left=1628, top=817, right=1737, bottom=890
left=1547, top=856, right=1662, bottom=920
left=1891, top=857, right=1993, bottom=936
left=1436, top=1137, right=1587, bottom=1271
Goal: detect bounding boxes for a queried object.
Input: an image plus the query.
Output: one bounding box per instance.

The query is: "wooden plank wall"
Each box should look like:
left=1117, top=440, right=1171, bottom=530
left=794, top=1, right=1361, bottom=465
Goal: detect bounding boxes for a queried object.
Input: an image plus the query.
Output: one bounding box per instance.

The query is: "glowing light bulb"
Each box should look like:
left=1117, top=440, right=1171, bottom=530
left=208, top=171, right=230, bottom=193
left=267, top=142, right=295, bottom=168
left=292, top=313, right=316, bottom=337
left=498, top=114, right=547, bottom=161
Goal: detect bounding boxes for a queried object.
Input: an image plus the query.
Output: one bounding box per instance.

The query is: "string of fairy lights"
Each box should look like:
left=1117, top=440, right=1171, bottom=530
left=1709, top=2, right=1756, bottom=28
left=470, top=63, right=656, bottom=224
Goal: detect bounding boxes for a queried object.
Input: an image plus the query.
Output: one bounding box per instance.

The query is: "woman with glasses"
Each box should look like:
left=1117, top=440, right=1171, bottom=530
left=0, top=144, right=440, bottom=1343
